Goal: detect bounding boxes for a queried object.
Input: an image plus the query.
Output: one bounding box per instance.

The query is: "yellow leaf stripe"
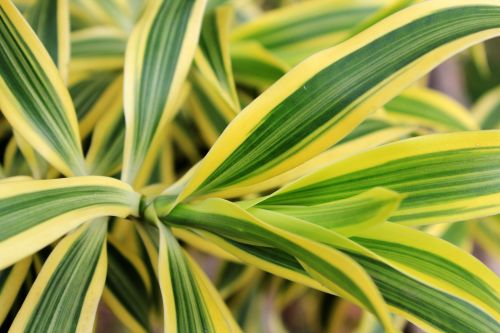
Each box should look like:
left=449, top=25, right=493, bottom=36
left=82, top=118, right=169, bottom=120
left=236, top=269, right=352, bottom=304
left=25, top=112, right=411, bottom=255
left=179, top=0, right=500, bottom=201
left=384, top=87, right=478, bottom=132
left=122, top=0, right=207, bottom=184
left=231, top=0, right=386, bottom=65
left=473, top=85, right=500, bottom=129
left=352, top=223, right=500, bottom=321
left=161, top=198, right=396, bottom=332
left=0, top=257, right=32, bottom=325
left=195, top=5, right=239, bottom=108
left=138, top=217, right=242, bottom=332
left=70, top=27, right=126, bottom=75
left=245, top=209, right=499, bottom=332
left=263, top=131, right=500, bottom=225
left=222, top=118, right=413, bottom=197
left=85, top=79, right=125, bottom=176
left=0, top=0, right=85, bottom=176
left=255, top=188, right=402, bottom=236
left=9, top=220, right=108, bottom=333
left=25, top=0, right=70, bottom=82
left=230, top=41, right=289, bottom=91
left=0, top=176, right=140, bottom=269
left=103, top=236, right=152, bottom=333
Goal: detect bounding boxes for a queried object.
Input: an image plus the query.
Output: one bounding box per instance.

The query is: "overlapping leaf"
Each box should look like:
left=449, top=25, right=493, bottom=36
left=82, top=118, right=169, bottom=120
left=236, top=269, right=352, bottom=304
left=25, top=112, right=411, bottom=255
left=262, top=132, right=500, bottom=225
left=9, top=220, right=108, bottom=333
left=0, top=176, right=139, bottom=269
left=122, top=0, right=206, bottom=185
left=179, top=1, right=500, bottom=201
left=0, top=0, right=85, bottom=176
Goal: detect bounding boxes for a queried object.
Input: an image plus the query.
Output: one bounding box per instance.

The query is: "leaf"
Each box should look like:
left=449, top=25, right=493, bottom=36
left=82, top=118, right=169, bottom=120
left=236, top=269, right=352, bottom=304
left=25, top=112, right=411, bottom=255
left=223, top=118, right=413, bottom=197
left=25, top=0, right=70, bottom=82
left=138, top=221, right=242, bottom=332
left=384, top=87, right=478, bottom=132
left=12, top=131, right=48, bottom=179
left=262, top=131, right=500, bottom=225
left=0, top=257, right=32, bottom=325
left=351, top=223, right=500, bottom=322
left=161, top=198, right=396, bottom=332
left=255, top=188, right=402, bottom=236
left=179, top=1, right=500, bottom=200
left=0, top=0, right=85, bottom=176
left=235, top=209, right=499, bottom=333
left=70, top=27, right=127, bottom=75
left=0, top=176, right=140, bottom=269
left=189, top=70, right=237, bottom=145
left=196, top=5, right=239, bottom=107
left=122, top=0, right=207, bottom=185
left=472, top=216, right=500, bottom=259
left=215, top=262, right=259, bottom=299
left=70, top=71, right=121, bottom=139
left=103, top=236, right=152, bottom=333
left=9, top=220, right=108, bottom=333
left=231, top=0, right=385, bottom=65
left=472, top=85, right=500, bottom=129
left=230, top=41, right=289, bottom=90
left=85, top=85, right=125, bottom=176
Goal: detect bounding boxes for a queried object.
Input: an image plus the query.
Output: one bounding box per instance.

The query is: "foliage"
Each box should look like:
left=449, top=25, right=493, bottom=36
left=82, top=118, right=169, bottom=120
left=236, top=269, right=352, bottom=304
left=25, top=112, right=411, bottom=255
left=0, top=0, right=500, bottom=332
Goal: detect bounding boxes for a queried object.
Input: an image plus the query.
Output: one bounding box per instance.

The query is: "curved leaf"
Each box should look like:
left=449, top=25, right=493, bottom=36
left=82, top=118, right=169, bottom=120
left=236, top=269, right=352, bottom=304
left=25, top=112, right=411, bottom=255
left=0, top=176, right=140, bottom=269
left=179, top=1, right=500, bottom=200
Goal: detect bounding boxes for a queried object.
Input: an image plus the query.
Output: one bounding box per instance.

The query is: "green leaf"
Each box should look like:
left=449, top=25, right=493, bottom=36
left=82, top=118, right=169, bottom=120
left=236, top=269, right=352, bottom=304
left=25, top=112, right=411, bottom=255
left=0, top=176, right=140, bottom=269
left=263, top=131, right=500, bottom=225
left=0, top=0, right=85, bottom=176
left=10, top=220, right=108, bottom=333
left=179, top=1, right=500, bottom=200
left=122, top=0, right=207, bottom=185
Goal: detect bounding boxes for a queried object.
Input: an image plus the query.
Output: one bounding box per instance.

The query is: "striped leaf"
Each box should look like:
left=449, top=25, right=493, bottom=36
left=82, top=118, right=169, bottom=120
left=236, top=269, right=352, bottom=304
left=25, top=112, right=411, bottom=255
left=231, top=0, right=385, bottom=65
left=188, top=5, right=240, bottom=146
left=138, top=221, right=242, bottom=332
left=25, top=0, right=70, bottom=82
left=351, top=223, right=500, bottom=322
left=171, top=119, right=202, bottom=164
left=0, top=257, right=32, bottom=325
left=348, top=251, right=499, bottom=333
left=189, top=70, right=237, bottom=145
left=473, top=85, right=500, bottom=129
left=221, top=118, right=413, bottom=198
left=69, top=0, right=136, bottom=31
left=205, top=225, right=499, bottom=333
left=122, top=0, right=207, bottom=184
left=230, top=41, right=289, bottom=90
left=255, top=188, right=402, bottom=236
left=229, top=207, right=499, bottom=333
left=69, top=71, right=121, bottom=138
left=12, top=131, right=48, bottom=179
left=85, top=84, right=125, bottom=176
left=173, top=228, right=239, bottom=262
left=3, top=138, right=33, bottom=177
left=159, top=225, right=241, bottom=332
left=0, top=0, right=85, bottom=176
left=70, top=27, right=126, bottom=75
left=103, top=237, right=151, bottom=333
left=262, top=131, right=500, bottom=225
left=196, top=5, right=239, bottom=107
left=0, top=176, right=140, bottom=269
left=384, top=87, right=478, bottom=132
left=160, top=198, right=396, bottom=332
left=10, top=220, right=108, bottom=333
left=179, top=1, right=500, bottom=201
